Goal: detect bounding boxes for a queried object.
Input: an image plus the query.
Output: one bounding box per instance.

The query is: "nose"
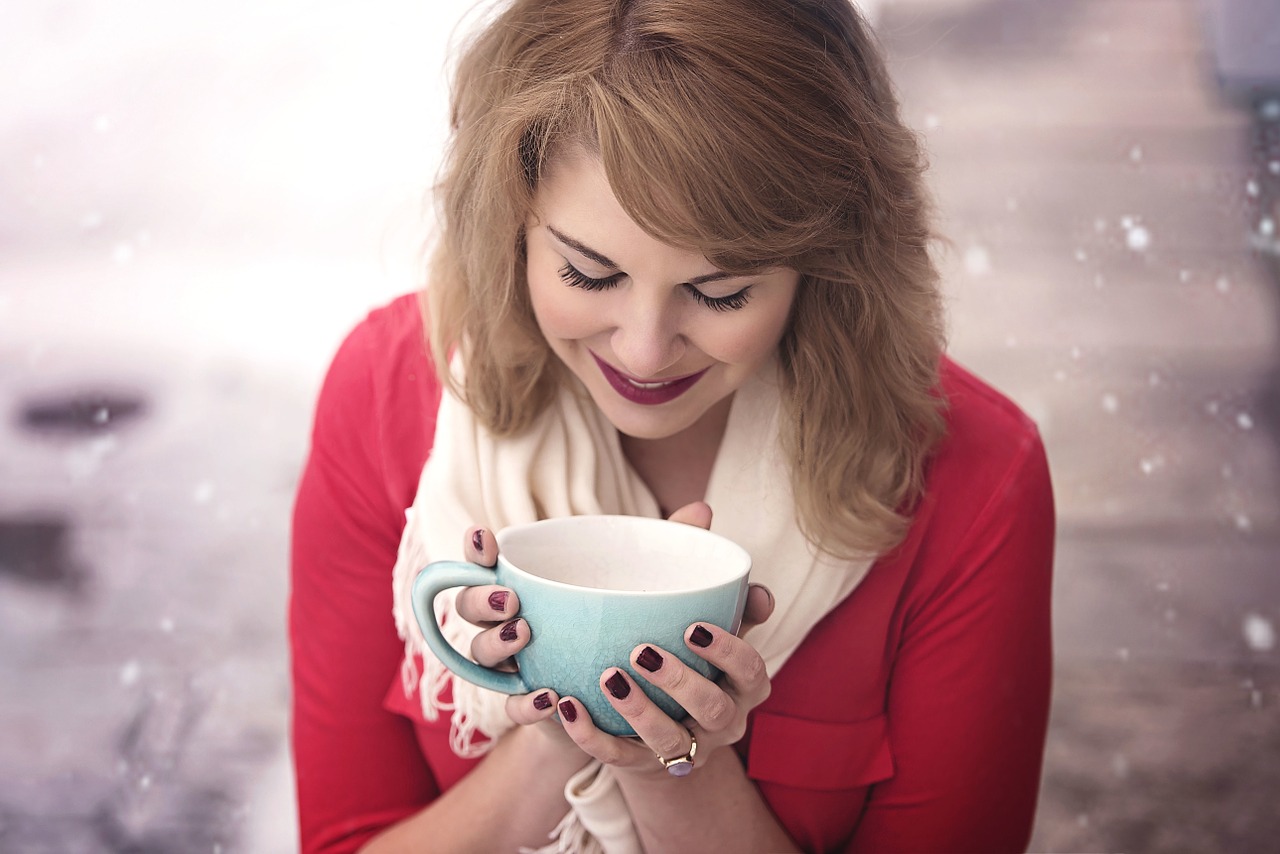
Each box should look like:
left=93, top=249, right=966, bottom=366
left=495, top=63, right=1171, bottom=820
left=609, top=289, right=686, bottom=379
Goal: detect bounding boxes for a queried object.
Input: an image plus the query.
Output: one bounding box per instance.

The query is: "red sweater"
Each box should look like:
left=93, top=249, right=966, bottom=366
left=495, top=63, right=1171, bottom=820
left=290, top=293, right=1054, bottom=853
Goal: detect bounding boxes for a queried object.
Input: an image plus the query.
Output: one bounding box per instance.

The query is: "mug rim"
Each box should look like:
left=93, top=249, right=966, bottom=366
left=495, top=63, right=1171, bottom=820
left=494, top=514, right=751, bottom=596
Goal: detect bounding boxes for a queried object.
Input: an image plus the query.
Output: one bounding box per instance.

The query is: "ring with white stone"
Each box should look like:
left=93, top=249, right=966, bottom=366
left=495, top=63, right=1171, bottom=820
left=656, top=730, right=697, bottom=777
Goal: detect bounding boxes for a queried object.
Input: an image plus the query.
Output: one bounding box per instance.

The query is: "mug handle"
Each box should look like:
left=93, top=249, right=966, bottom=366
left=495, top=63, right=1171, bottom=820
left=411, top=560, right=529, bottom=695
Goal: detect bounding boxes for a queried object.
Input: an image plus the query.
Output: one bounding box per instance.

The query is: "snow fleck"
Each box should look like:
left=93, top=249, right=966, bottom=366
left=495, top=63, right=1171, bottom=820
left=1120, top=215, right=1135, bottom=230
left=1094, top=217, right=1107, bottom=233
left=1148, top=371, right=1162, bottom=387
left=193, top=481, right=216, bottom=504
left=964, top=245, right=991, bottom=277
left=120, top=660, right=141, bottom=687
left=1005, top=197, right=1019, bottom=213
left=1077, top=813, right=1090, bottom=828
left=1246, top=178, right=1260, bottom=198
left=1128, top=144, right=1143, bottom=163
left=1053, top=369, right=1067, bottom=382
left=113, top=242, right=135, bottom=264
left=94, top=115, right=111, bottom=133
left=1111, top=753, right=1129, bottom=779
left=81, top=211, right=103, bottom=230
left=1139, top=455, right=1164, bottom=475
left=160, top=617, right=175, bottom=633
left=923, top=113, right=941, bottom=130
left=1074, top=248, right=1088, bottom=263
left=1243, top=613, right=1275, bottom=651
left=1117, top=647, right=1130, bottom=661
left=1101, top=393, right=1119, bottom=414
left=1155, top=580, right=1170, bottom=593
left=1004, top=334, right=1018, bottom=348
left=1094, top=273, right=1106, bottom=289
left=1237, top=412, right=1255, bottom=430
left=1179, top=269, right=1192, bottom=283
left=1215, top=276, right=1231, bottom=294
left=1270, top=160, right=1280, bottom=176
left=1205, top=400, right=1220, bottom=416
left=1262, top=99, right=1280, bottom=121
left=1126, top=225, right=1151, bottom=252
left=1252, top=690, right=1264, bottom=709
left=1070, top=346, right=1082, bottom=361
left=1222, top=463, right=1234, bottom=479
left=92, top=406, right=110, bottom=426
left=140, top=774, right=152, bottom=791
left=1235, top=513, right=1252, bottom=532
left=1260, top=217, right=1276, bottom=238
left=65, top=435, right=118, bottom=480
left=1164, top=608, right=1177, bottom=623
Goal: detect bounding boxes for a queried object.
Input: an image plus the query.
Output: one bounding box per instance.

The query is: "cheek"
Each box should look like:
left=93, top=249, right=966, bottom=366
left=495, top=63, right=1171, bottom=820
left=529, top=271, right=600, bottom=341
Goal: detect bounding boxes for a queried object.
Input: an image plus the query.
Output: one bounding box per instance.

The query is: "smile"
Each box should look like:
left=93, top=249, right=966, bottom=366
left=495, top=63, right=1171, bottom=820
left=590, top=353, right=709, bottom=406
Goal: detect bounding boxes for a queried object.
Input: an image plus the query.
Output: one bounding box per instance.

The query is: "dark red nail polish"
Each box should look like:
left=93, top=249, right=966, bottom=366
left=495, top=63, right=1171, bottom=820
left=472, top=529, right=485, bottom=552
left=488, top=590, right=509, bottom=612
left=558, top=700, right=577, bottom=722
left=636, top=646, right=663, bottom=672
left=690, top=625, right=713, bottom=648
left=605, top=670, right=631, bottom=699
left=499, top=620, right=519, bottom=642
left=533, top=692, right=553, bottom=710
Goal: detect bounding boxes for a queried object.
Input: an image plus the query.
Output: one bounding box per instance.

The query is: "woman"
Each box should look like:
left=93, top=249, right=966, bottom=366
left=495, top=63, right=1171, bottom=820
left=289, top=0, right=1055, bottom=851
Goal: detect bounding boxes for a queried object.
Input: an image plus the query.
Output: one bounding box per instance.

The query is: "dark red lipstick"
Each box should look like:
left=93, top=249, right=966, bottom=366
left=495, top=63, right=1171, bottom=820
left=590, top=352, right=708, bottom=405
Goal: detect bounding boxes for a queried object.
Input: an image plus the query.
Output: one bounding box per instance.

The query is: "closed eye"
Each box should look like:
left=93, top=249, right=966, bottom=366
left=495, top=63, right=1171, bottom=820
left=559, top=262, right=622, bottom=291
left=686, top=284, right=753, bottom=312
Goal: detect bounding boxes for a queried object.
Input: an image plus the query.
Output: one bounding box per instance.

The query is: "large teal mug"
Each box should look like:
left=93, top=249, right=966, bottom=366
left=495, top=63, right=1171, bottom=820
left=411, top=515, right=752, bottom=736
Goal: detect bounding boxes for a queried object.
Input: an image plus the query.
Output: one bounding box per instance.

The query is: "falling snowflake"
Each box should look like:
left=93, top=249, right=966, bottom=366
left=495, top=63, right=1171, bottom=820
left=113, top=243, right=135, bottom=264
left=120, top=660, right=141, bottom=687
left=1215, top=276, right=1231, bottom=294
left=1237, top=413, right=1255, bottom=430
left=964, top=245, right=991, bottom=276
left=1243, top=614, right=1276, bottom=651
left=1101, top=393, right=1119, bottom=414
left=193, top=481, right=216, bottom=504
left=1246, top=178, right=1260, bottom=198
left=1128, top=144, right=1143, bottom=163
left=1260, top=218, right=1276, bottom=237
left=1126, top=226, right=1151, bottom=252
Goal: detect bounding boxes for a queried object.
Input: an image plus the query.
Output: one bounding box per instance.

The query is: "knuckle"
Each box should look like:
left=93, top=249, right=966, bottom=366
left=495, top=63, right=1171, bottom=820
left=738, top=651, right=767, bottom=687
left=699, top=693, right=736, bottom=732
left=653, top=731, right=687, bottom=759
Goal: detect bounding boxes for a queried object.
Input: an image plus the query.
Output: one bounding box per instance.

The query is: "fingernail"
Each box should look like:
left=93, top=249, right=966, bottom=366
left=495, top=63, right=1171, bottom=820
left=499, top=620, right=519, bottom=642
left=636, top=646, right=663, bottom=672
left=472, top=529, right=485, bottom=552
left=690, top=625, right=713, bottom=648
left=488, top=590, right=509, bottom=612
left=558, top=700, right=578, bottom=722
left=533, top=692, right=553, bottom=710
left=605, top=670, right=631, bottom=699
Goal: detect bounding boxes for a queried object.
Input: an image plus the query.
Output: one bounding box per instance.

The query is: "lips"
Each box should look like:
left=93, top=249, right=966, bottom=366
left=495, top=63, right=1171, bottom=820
left=590, top=352, right=709, bottom=406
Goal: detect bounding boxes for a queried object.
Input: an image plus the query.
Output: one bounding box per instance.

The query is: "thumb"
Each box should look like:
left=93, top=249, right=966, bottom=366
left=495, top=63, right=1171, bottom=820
left=666, top=500, right=713, bottom=530
left=739, top=583, right=775, bottom=638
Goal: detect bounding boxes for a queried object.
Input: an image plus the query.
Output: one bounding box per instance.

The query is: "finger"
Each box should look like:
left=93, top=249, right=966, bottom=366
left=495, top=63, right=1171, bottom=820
left=600, top=667, right=698, bottom=768
left=686, top=623, right=770, bottom=706
left=556, top=697, right=644, bottom=769
left=463, top=526, right=498, bottom=567
left=455, top=584, right=519, bottom=625
left=506, top=689, right=559, bottom=726
left=470, top=618, right=529, bottom=669
left=666, top=501, right=712, bottom=530
left=739, top=583, right=775, bottom=637
left=628, top=646, right=737, bottom=736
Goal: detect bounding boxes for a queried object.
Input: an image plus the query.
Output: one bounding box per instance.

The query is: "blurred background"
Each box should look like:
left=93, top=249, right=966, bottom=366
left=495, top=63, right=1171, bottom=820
left=2, top=0, right=1277, bottom=850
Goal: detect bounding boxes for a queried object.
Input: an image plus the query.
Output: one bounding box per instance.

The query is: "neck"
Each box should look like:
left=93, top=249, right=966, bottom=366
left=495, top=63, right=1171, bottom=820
left=619, top=395, right=734, bottom=516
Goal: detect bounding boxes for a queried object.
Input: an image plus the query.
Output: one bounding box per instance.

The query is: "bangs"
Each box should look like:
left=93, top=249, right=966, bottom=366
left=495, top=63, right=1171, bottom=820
left=578, top=47, right=865, bottom=278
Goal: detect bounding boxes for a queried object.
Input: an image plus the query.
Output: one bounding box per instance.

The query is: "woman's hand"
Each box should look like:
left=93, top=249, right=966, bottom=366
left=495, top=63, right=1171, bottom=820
left=553, top=501, right=776, bottom=778
left=452, top=526, right=567, bottom=729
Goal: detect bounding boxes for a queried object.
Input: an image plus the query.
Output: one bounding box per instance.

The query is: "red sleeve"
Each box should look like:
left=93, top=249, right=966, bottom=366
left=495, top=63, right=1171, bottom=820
left=289, top=305, right=440, bottom=853
left=847, top=431, right=1055, bottom=853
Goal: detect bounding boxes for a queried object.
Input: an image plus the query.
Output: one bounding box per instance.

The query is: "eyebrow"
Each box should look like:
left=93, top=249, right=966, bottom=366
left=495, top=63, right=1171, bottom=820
left=547, top=225, right=736, bottom=287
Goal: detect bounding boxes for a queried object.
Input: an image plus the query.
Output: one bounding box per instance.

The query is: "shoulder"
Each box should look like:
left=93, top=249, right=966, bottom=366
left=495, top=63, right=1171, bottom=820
left=311, top=292, right=443, bottom=513
left=884, top=358, right=1055, bottom=599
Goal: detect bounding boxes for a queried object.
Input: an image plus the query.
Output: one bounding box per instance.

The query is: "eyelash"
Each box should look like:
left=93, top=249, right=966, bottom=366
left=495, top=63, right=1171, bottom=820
left=557, top=263, right=753, bottom=313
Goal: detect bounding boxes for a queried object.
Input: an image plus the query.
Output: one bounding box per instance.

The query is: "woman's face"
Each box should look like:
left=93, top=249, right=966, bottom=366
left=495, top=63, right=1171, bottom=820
left=525, top=151, right=800, bottom=442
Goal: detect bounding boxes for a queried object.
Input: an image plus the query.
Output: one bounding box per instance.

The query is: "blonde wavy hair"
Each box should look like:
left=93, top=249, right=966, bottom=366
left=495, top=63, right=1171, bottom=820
left=426, top=0, right=946, bottom=559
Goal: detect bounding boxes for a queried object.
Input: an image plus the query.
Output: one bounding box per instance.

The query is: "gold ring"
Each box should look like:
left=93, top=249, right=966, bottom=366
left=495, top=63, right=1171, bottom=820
left=655, top=730, right=697, bottom=777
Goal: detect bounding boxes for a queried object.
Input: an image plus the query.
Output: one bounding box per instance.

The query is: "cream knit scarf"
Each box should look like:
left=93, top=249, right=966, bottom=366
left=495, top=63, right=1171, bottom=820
left=391, top=361, right=872, bottom=853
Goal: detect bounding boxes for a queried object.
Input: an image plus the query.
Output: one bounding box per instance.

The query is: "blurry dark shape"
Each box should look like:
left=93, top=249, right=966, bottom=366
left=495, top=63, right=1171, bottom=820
left=18, top=391, right=147, bottom=435
left=0, top=516, right=84, bottom=589
left=1205, top=0, right=1280, bottom=104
